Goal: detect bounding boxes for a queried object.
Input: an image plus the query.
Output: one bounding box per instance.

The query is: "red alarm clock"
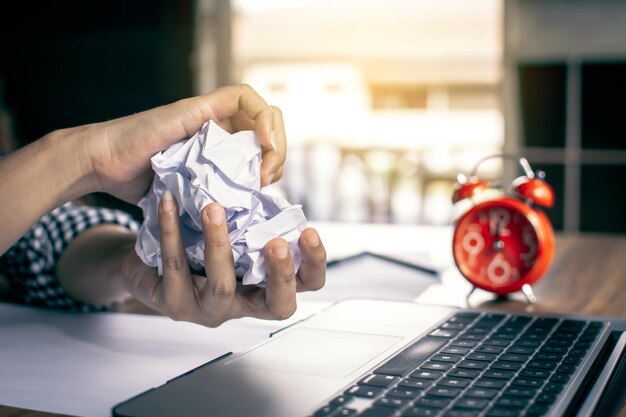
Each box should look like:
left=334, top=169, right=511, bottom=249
left=452, top=155, right=555, bottom=303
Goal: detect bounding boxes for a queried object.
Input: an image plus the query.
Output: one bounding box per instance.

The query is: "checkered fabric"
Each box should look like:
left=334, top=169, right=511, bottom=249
left=0, top=202, right=139, bottom=312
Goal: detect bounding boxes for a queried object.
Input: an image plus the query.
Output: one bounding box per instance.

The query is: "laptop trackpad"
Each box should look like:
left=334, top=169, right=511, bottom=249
left=227, top=328, right=402, bottom=379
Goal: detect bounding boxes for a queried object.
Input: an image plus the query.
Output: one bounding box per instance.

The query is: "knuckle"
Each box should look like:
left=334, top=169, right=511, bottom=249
left=163, top=255, right=186, bottom=272
left=210, top=281, right=236, bottom=300
left=239, top=83, right=253, bottom=94
left=270, top=302, right=297, bottom=321
left=274, top=269, right=296, bottom=286
left=270, top=105, right=283, bottom=117
left=308, top=274, right=326, bottom=291
left=204, top=316, right=225, bottom=328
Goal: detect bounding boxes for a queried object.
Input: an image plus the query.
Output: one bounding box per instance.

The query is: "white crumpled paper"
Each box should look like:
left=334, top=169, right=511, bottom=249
left=135, top=120, right=307, bottom=285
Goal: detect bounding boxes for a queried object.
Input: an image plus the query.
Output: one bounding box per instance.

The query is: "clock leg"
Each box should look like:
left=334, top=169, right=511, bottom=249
left=465, top=286, right=477, bottom=306
left=521, top=284, right=537, bottom=304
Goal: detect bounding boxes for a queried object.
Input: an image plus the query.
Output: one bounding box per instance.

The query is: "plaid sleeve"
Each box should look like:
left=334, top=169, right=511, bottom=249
left=0, top=202, right=139, bottom=312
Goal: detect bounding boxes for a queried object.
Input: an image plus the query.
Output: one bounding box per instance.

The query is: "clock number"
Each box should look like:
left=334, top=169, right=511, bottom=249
left=487, top=254, right=517, bottom=285
left=519, top=228, right=537, bottom=268
left=462, top=224, right=485, bottom=258
left=489, top=209, right=511, bottom=237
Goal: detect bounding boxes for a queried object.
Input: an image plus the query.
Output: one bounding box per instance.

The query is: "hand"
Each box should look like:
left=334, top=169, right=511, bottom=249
left=121, top=195, right=326, bottom=327
left=80, top=84, right=286, bottom=203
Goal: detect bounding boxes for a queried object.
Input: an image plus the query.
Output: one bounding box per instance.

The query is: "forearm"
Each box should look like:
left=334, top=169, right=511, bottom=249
left=56, top=224, right=136, bottom=306
left=0, top=128, right=96, bottom=254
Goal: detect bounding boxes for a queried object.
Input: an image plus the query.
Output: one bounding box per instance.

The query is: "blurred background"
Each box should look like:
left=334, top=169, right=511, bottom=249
left=1, top=0, right=625, bottom=233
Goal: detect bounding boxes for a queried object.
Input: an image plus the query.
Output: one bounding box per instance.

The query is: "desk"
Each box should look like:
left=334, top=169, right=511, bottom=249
left=1, top=230, right=625, bottom=417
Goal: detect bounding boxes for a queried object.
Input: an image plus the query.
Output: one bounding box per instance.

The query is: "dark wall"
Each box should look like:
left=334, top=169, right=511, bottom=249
left=0, top=0, right=194, bottom=216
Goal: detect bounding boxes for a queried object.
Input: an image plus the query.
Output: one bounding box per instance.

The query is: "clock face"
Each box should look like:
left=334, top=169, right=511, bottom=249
left=453, top=199, right=541, bottom=293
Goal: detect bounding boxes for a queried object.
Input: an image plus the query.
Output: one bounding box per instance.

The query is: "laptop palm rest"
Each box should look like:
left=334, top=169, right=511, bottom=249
left=112, top=300, right=456, bottom=417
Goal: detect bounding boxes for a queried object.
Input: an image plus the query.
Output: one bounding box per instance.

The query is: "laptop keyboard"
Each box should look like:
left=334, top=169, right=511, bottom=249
left=309, top=312, right=604, bottom=417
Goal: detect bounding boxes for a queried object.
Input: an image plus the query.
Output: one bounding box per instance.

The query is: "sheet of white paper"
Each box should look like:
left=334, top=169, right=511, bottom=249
left=135, top=120, right=307, bottom=285
left=0, top=300, right=331, bottom=417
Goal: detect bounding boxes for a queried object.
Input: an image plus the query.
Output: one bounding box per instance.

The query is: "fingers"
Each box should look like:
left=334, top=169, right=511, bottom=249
left=262, top=238, right=298, bottom=320
left=120, top=251, right=163, bottom=311
left=201, top=203, right=238, bottom=320
left=203, top=84, right=275, bottom=147
left=158, top=191, right=196, bottom=315
left=260, top=106, right=286, bottom=186
left=296, top=228, right=327, bottom=292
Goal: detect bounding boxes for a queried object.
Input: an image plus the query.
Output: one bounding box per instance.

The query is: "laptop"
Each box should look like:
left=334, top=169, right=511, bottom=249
left=112, top=298, right=626, bottom=417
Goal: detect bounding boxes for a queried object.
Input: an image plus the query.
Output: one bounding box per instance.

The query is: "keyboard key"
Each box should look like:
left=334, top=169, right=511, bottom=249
left=441, top=346, right=471, bottom=355
left=542, top=345, right=568, bottom=354
left=519, top=369, right=551, bottom=379
left=483, top=339, right=510, bottom=347
left=458, top=360, right=488, bottom=370
left=544, top=382, right=565, bottom=393
left=458, top=333, right=486, bottom=341
left=455, top=397, right=489, bottom=409
left=375, top=336, right=448, bottom=376
left=427, top=386, right=462, bottom=398
left=557, top=364, right=577, bottom=374
left=430, top=329, right=460, bottom=338
left=473, top=378, right=507, bottom=389
left=360, top=374, right=399, bottom=387
left=527, top=360, right=557, bottom=370
left=535, top=392, right=558, bottom=404
left=358, top=406, right=396, bottom=417
left=534, top=352, right=560, bottom=362
left=450, top=340, right=479, bottom=348
left=526, top=404, right=550, bottom=417
left=410, top=370, right=443, bottom=380
left=399, top=378, right=433, bottom=390
left=478, top=313, right=506, bottom=324
left=512, top=377, right=544, bottom=388
left=345, top=385, right=383, bottom=398
left=416, top=395, right=452, bottom=408
left=443, top=410, right=480, bottom=417
left=507, top=345, right=535, bottom=354
left=442, top=322, right=468, bottom=330
left=336, top=408, right=357, bottom=416
left=421, top=361, right=453, bottom=372
left=490, top=361, right=522, bottom=371
left=330, top=395, right=353, bottom=406
left=439, top=377, right=471, bottom=388
left=504, top=387, right=536, bottom=397
left=464, top=387, right=498, bottom=399
left=313, top=405, right=338, bottom=416
left=499, top=353, right=529, bottom=362
left=485, top=407, right=521, bottom=417
left=495, top=395, right=526, bottom=408
left=447, top=368, right=481, bottom=379
left=375, top=397, right=409, bottom=409
left=388, top=388, right=421, bottom=399
left=482, top=369, right=515, bottom=380
left=475, top=345, right=504, bottom=354
left=431, top=353, right=463, bottom=363
left=466, top=352, right=497, bottom=362
left=550, top=373, right=571, bottom=384
left=516, top=340, right=541, bottom=348
left=402, top=406, right=440, bottom=416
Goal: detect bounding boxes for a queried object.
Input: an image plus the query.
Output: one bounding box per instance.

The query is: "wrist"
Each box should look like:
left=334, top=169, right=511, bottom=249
left=42, top=125, right=100, bottom=201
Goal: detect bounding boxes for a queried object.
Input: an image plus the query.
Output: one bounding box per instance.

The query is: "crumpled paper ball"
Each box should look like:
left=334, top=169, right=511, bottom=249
left=135, top=120, right=307, bottom=285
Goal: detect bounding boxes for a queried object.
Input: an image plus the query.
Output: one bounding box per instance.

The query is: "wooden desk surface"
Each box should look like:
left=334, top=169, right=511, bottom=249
left=1, top=233, right=625, bottom=417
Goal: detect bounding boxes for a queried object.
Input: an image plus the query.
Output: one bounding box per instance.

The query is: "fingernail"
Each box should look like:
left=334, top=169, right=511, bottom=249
left=161, top=191, right=174, bottom=212
left=270, top=130, right=278, bottom=152
left=271, top=243, right=289, bottom=259
left=207, top=204, right=225, bottom=226
left=306, top=230, right=320, bottom=248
